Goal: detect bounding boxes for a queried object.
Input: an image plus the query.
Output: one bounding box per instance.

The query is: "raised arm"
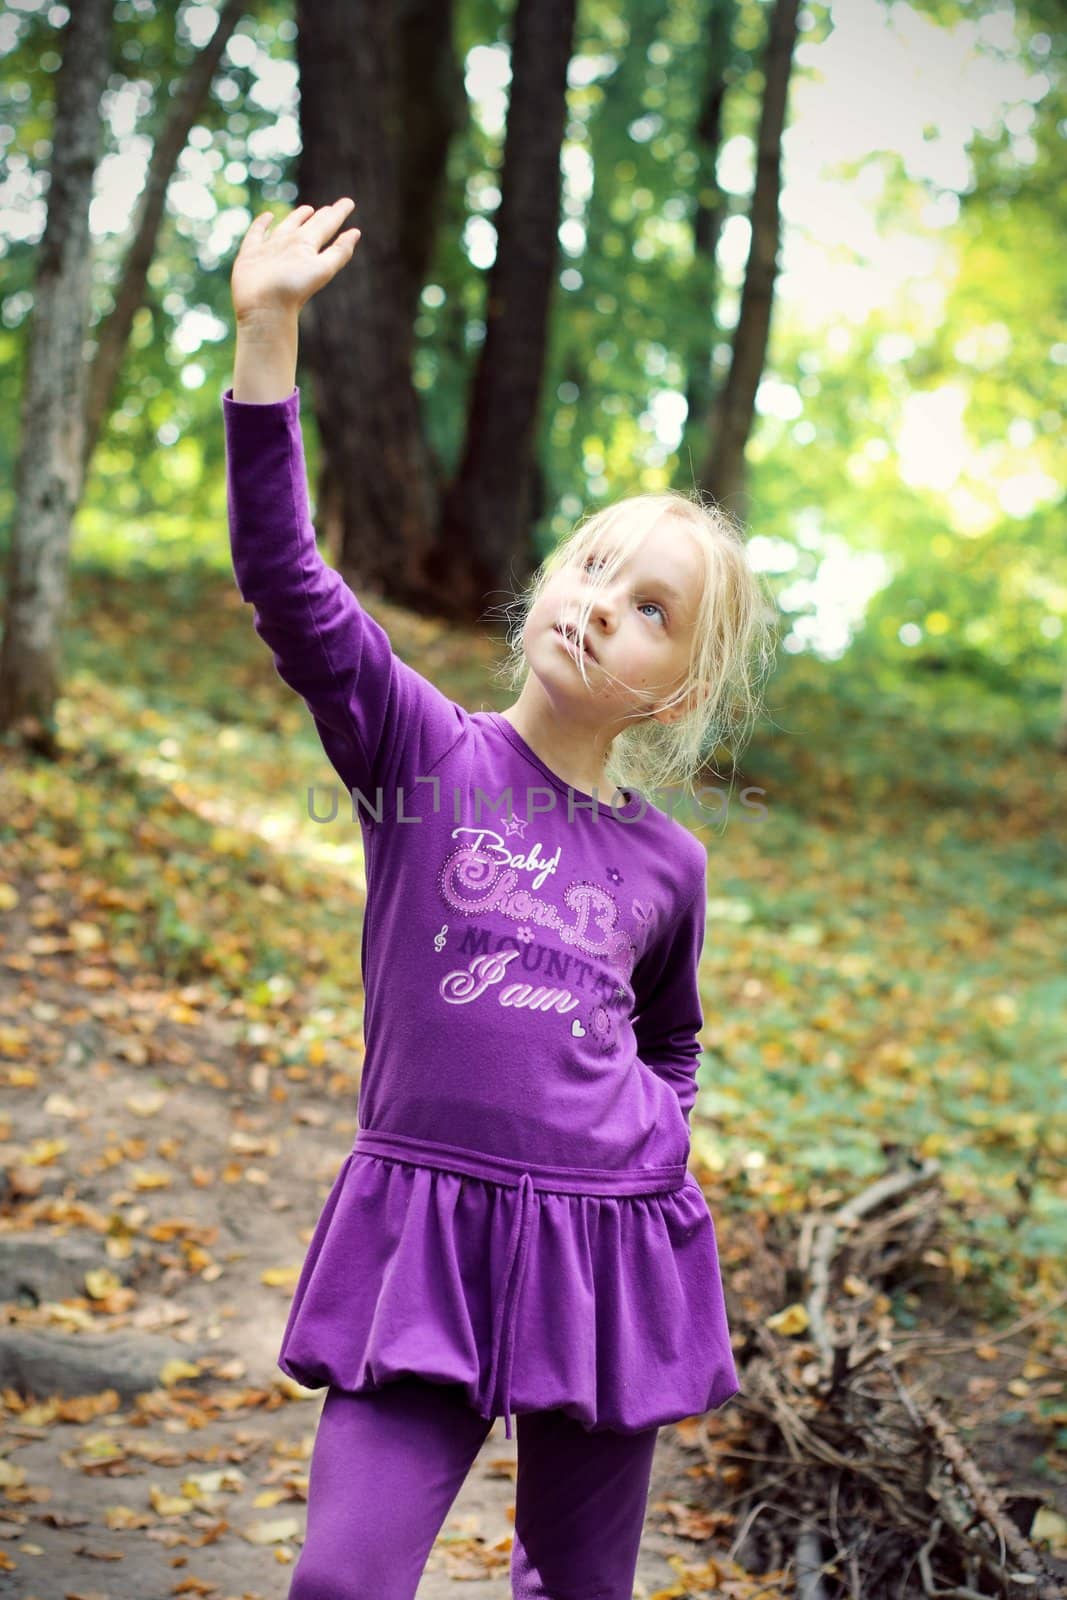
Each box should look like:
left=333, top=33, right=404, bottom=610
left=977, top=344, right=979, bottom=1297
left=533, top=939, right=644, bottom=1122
left=224, top=201, right=465, bottom=803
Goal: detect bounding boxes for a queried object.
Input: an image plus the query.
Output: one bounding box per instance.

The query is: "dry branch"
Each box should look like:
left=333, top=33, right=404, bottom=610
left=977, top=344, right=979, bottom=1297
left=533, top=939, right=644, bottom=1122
left=699, top=1158, right=1064, bottom=1598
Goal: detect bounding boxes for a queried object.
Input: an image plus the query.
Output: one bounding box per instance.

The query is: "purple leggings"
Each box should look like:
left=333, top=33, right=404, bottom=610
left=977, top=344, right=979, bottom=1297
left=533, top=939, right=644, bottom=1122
left=288, top=1376, right=661, bottom=1599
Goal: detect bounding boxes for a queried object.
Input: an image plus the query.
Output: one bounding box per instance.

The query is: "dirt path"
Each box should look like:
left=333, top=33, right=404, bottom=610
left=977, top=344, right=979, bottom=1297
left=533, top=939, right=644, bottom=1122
left=0, top=962, right=732, bottom=1599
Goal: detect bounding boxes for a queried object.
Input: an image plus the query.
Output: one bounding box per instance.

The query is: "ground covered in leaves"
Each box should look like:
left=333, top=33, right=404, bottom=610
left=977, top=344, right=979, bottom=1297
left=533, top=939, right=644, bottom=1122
left=0, top=564, right=1064, bottom=1597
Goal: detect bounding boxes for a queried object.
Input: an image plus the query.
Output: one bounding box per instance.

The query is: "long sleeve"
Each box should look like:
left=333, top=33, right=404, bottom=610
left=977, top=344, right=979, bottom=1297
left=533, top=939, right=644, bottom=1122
left=630, top=874, right=708, bottom=1125
left=222, top=385, right=466, bottom=801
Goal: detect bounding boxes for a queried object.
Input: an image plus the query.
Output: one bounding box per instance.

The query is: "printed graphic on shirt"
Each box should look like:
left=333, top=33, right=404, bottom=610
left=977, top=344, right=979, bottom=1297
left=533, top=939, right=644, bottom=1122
left=432, top=819, right=662, bottom=1056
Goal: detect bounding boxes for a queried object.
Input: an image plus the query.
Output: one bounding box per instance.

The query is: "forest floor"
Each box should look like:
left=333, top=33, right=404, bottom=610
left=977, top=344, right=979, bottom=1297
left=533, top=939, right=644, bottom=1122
left=1, top=565, right=1065, bottom=1597
left=1, top=912, right=1063, bottom=1600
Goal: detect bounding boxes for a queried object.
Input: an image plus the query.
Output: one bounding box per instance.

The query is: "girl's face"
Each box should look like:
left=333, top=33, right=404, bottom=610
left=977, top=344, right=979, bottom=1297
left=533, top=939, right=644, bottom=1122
left=526, top=517, right=705, bottom=730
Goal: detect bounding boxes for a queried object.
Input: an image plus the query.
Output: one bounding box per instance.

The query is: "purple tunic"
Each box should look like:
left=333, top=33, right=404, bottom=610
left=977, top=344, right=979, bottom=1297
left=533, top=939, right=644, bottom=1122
left=222, top=385, right=740, bottom=1437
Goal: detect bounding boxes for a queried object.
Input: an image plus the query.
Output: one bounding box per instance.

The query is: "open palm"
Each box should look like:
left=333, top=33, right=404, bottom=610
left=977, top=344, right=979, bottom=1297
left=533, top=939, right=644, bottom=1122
left=231, top=198, right=361, bottom=322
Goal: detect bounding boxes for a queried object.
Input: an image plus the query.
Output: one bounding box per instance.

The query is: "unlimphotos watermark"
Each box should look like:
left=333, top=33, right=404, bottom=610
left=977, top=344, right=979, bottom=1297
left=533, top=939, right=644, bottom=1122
left=305, top=777, right=768, bottom=828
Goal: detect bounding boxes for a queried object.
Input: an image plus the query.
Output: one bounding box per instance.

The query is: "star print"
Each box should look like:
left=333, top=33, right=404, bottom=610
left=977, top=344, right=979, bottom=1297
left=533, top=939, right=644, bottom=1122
left=503, top=813, right=527, bottom=837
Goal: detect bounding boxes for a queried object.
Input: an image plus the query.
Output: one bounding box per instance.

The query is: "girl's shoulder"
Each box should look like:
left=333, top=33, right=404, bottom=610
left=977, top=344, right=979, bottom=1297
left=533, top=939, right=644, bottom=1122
left=633, top=788, right=708, bottom=866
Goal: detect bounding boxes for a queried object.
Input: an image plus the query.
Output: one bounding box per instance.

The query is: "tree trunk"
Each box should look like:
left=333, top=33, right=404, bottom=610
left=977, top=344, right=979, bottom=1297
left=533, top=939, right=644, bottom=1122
left=395, top=0, right=466, bottom=333
left=697, top=0, right=799, bottom=520
left=432, top=0, right=578, bottom=622
left=679, top=0, right=736, bottom=468
left=0, top=0, right=114, bottom=752
left=294, top=0, right=440, bottom=608
left=80, top=0, right=247, bottom=478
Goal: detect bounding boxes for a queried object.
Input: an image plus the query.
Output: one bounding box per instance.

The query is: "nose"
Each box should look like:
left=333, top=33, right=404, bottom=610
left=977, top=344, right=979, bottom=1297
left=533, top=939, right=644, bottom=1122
left=586, top=585, right=619, bottom=637
left=580, top=568, right=621, bottom=621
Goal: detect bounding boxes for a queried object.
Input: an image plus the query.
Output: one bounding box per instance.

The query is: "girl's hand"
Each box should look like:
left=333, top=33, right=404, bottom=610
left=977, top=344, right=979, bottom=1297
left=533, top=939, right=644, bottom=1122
left=230, top=197, right=362, bottom=323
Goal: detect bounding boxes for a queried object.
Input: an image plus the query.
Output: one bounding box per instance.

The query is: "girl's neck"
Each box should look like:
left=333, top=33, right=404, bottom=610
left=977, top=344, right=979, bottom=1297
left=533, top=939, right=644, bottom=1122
left=497, top=700, right=618, bottom=799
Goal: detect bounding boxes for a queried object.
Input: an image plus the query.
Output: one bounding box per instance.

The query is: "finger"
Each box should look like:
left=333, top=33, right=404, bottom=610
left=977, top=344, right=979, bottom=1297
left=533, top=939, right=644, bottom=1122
left=273, top=203, right=315, bottom=236
left=237, top=210, right=274, bottom=250
left=320, top=228, right=361, bottom=270
left=302, top=196, right=357, bottom=249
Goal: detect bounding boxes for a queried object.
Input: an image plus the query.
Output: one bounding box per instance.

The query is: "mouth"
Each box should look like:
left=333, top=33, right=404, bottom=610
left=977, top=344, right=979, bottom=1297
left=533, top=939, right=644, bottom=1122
left=553, top=622, right=597, bottom=663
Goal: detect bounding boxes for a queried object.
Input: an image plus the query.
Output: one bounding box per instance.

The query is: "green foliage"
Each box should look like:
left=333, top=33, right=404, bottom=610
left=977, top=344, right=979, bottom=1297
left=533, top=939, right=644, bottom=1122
left=3, top=0, right=1061, bottom=698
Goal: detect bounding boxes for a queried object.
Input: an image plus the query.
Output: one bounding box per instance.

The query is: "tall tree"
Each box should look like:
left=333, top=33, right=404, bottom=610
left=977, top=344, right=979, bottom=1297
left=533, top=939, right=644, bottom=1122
left=80, top=0, right=247, bottom=477
left=293, top=0, right=448, bottom=607
left=681, top=0, right=737, bottom=455
left=0, top=0, right=114, bottom=751
left=431, top=0, right=578, bottom=619
left=698, top=0, right=799, bottom=518
left=395, top=0, right=469, bottom=331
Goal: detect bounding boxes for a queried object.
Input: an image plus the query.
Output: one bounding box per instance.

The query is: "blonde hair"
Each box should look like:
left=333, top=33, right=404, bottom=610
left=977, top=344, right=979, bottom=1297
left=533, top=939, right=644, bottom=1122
left=491, top=488, right=779, bottom=800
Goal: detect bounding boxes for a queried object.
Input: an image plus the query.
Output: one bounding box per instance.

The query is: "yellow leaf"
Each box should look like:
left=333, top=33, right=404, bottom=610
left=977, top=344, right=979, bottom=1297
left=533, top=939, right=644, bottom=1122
left=19, top=1400, right=58, bottom=1427
left=81, top=1432, right=123, bottom=1459
left=168, top=1003, right=202, bottom=1025
left=150, top=1483, right=192, bottom=1517
left=243, top=1515, right=303, bottom=1545
left=27, top=1137, right=67, bottom=1165
left=159, top=1358, right=203, bottom=1387
left=132, top=1169, right=171, bottom=1190
left=766, top=1303, right=810, bottom=1336
left=105, top=1504, right=150, bottom=1529
left=1033, top=1507, right=1067, bottom=1556
left=84, top=1268, right=123, bottom=1300
left=262, top=1265, right=301, bottom=1289
left=182, top=1468, right=244, bottom=1496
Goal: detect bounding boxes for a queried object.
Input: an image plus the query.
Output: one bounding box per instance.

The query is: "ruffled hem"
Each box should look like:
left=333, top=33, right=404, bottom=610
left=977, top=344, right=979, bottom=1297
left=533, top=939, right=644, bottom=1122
left=276, top=1147, right=741, bottom=1435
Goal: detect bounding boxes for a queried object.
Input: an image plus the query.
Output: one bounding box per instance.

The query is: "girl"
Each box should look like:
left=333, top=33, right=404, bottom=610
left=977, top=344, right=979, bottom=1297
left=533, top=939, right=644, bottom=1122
left=224, top=198, right=774, bottom=1600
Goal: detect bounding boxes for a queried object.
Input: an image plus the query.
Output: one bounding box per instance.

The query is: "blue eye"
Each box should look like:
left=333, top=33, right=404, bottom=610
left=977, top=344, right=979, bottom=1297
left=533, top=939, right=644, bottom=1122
left=582, top=555, right=667, bottom=624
